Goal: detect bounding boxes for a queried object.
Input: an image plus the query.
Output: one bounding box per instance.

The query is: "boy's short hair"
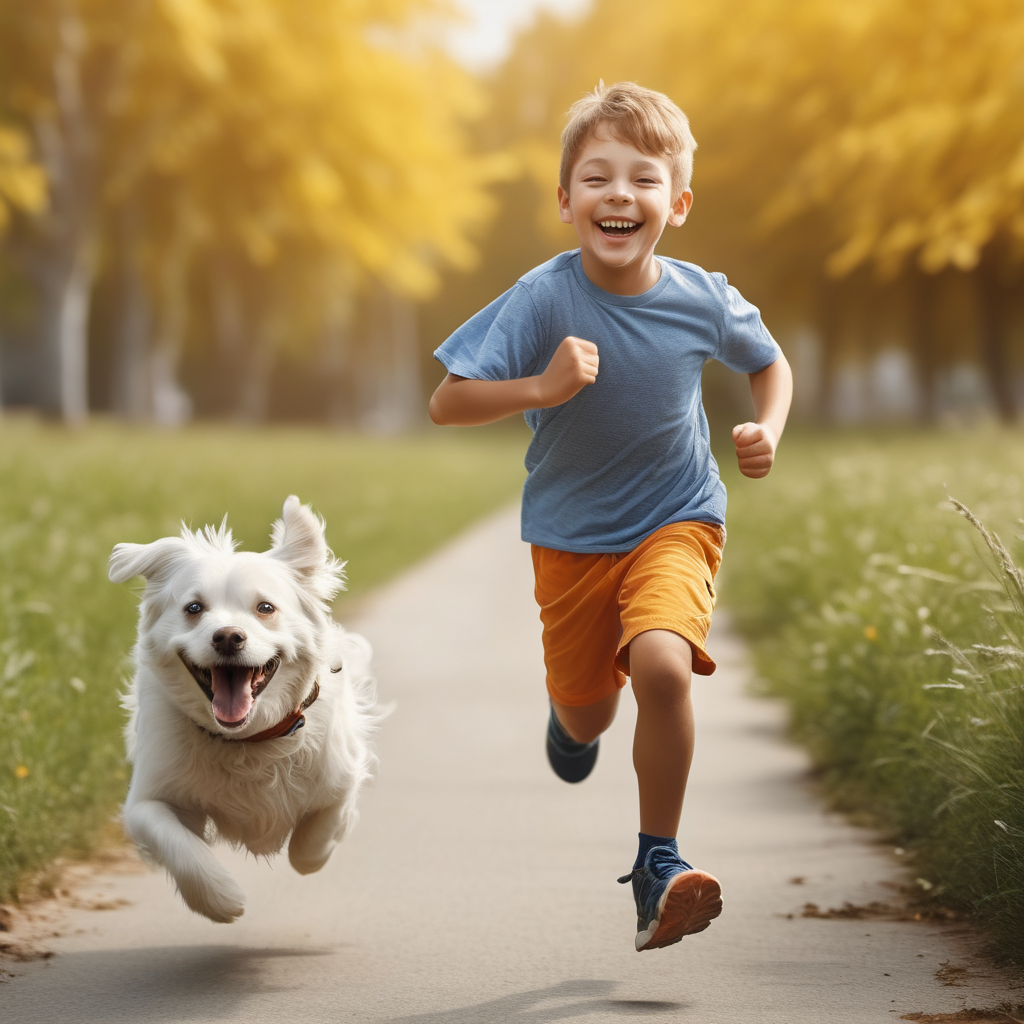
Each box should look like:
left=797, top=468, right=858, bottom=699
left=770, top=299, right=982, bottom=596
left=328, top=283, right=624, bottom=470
left=559, top=81, right=697, bottom=198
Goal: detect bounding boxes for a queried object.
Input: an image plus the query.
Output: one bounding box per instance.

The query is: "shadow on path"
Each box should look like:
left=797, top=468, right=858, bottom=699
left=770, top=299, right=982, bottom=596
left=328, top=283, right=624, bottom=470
left=10, top=945, right=338, bottom=1023
left=387, top=979, right=687, bottom=1023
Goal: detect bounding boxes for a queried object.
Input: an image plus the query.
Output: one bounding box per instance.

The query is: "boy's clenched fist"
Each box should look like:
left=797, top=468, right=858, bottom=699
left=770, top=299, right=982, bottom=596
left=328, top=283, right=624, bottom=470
left=731, top=421, right=777, bottom=479
left=537, top=336, right=600, bottom=407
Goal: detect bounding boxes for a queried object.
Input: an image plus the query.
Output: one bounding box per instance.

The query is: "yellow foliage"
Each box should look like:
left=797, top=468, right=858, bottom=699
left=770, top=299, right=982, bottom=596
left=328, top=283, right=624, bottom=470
left=490, top=0, right=1024, bottom=282
left=0, top=123, right=46, bottom=236
left=2, top=0, right=505, bottom=299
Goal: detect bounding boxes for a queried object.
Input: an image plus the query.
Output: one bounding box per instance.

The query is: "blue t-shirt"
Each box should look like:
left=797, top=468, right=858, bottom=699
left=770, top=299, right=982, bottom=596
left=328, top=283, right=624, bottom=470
left=434, top=251, right=781, bottom=553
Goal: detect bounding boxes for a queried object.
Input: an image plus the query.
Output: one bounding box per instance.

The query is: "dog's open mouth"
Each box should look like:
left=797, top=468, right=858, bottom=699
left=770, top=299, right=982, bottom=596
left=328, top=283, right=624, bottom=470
left=179, top=653, right=281, bottom=729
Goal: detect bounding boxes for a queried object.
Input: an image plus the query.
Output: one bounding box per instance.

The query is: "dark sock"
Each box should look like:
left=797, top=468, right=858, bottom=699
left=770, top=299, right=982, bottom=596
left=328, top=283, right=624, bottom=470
left=634, top=832, right=678, bottom=870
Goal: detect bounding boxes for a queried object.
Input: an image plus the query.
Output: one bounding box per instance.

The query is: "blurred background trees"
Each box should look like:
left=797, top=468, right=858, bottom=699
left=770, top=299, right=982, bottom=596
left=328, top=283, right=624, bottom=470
left=1, top=0, right=1022, bottom=426
left=0, top=0, right=500, bottom=426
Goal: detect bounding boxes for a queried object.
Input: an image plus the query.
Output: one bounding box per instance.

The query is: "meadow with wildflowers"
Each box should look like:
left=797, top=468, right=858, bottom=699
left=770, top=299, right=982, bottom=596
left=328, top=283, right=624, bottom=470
left=721, top=428, right=1024, bottom=965
left=0, top=419, right=526, bottom=904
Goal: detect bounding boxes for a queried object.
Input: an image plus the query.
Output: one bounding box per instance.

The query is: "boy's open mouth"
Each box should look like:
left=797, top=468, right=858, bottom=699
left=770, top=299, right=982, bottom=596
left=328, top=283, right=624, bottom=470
left=598, top=219, right=642, bottom=236
left=179, top=652, right=281, bottom=729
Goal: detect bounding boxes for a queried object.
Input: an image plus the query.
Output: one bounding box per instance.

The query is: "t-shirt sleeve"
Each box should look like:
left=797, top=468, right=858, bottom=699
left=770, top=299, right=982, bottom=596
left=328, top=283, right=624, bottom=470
left=708, top=272, right=782, bottom=373
left=433, top=283, right=546, bottom=381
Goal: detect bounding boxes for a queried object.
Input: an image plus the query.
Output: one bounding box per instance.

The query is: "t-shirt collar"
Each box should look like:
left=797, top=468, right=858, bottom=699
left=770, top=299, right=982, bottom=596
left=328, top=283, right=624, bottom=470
left=569, top=250, right=672, bottom=307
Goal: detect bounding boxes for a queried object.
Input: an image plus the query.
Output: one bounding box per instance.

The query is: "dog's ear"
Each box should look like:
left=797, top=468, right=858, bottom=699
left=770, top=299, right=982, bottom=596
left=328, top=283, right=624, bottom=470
left=270, top=496, right=328, bottom=572
left=269, top=497, right=345, bottom=601
left=109, top=537, right=189, bottom=585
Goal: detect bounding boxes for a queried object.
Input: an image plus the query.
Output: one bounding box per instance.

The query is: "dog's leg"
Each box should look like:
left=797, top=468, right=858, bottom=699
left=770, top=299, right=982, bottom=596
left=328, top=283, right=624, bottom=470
left=125, top=799, right=246, bottom=922
left=288, top=795, right=355, bottom=875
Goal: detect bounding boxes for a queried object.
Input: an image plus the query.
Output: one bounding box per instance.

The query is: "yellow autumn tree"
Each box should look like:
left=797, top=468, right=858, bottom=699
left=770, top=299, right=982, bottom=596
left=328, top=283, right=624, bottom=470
left=457, top=0, right=1024, bottom=420
left=0, top=0, right=504, bottom=421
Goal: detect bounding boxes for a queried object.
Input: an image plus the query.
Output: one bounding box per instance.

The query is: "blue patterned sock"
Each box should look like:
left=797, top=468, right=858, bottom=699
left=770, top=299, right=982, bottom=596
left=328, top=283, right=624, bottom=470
left=634, top=832, right=678, bottom=870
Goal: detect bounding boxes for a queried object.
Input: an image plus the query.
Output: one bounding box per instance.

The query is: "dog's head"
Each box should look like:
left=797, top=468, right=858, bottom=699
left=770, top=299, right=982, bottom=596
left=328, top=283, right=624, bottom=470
left=110, top=496, right=345, bottom=735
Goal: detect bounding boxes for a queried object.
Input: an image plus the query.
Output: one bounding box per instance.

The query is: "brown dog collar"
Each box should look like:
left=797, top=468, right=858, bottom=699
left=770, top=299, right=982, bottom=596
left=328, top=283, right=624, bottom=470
left=202, top=680, right=320, bottom=743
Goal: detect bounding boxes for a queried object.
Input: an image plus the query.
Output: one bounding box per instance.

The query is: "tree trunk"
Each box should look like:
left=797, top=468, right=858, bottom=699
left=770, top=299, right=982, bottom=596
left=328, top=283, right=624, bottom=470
left=209, top=252, right=246, bottom=414
left=150, top=209, right=193, bottom=426
left=32, top=237, right=95, bottom=424
left=322, top=276, right=354, bottom=428
left=908, top=268, right=939, bottom=422
left=235, top=273, right=280, bottom=423
left=28, top=5, right=97, bottom=424
left=388, top=291, right=422, bottom=429
left=974, top=255, right=1016, bottom=423
left=359, top=285, right=422, bottom=434
left=814, top=278, right=839, bottom=421
left=110, top=202, right=152, bottom=419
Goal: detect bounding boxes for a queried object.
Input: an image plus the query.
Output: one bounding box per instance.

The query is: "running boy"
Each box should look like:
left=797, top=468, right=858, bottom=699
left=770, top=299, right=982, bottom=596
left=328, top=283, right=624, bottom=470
left=429, top=82, right=792, bottom=951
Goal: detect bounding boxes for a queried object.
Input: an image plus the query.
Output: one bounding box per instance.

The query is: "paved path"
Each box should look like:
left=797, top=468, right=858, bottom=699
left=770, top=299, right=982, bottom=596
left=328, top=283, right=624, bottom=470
left=1, top=507, right=1016, bottom=1022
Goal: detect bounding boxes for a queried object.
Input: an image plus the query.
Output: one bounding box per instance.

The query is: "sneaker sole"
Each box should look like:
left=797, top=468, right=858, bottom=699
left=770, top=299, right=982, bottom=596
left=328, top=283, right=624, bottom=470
left=635, top=870, right=722, bottom=951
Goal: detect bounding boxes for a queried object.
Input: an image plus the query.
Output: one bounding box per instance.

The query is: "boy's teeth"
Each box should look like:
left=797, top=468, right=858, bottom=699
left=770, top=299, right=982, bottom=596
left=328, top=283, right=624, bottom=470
left=600, top=220, right=639, bottom=228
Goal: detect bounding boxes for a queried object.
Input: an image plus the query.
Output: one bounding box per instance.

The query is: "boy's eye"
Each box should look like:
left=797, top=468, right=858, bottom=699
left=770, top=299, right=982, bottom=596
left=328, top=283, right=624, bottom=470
left=184, top=602, right=203, bottom=616
left=256, top=602, right=276, bottom=615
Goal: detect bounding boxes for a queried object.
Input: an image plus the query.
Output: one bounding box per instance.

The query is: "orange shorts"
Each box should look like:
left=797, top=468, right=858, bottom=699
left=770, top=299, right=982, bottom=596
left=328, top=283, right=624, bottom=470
left=531, top=520, right=725, bottom=707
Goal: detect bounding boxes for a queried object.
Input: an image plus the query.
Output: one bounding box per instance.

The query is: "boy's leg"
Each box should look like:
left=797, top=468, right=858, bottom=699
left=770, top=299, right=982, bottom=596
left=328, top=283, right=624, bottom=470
left=628, top=629, right=694, bottom=835
left=622, top=627, right=721, bottom=951
left=547, top=690, right=620, bottom=783
left=551, top=689, right=620, bottom=745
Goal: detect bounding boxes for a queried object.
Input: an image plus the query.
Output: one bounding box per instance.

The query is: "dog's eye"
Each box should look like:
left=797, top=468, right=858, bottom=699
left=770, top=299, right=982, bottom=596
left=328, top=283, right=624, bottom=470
left=184, top=602, right=203, bottom=616
left=256, top=602, right=275, bottom=615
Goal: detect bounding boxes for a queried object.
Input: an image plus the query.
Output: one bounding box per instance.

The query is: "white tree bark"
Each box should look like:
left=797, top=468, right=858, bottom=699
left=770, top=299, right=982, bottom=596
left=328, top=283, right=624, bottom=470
left=57, top=242, right=92, bottom=423
left=322, top=265, right=354, bottom=428
left=28, top=4, right=96, bottom=424
left=149, top=209, right=193, bottom=427
left=360, top=285, right=422, bottom=434
left=110, top=202, right=153, bottom=419
left=235, top=308, right=280, bottom=423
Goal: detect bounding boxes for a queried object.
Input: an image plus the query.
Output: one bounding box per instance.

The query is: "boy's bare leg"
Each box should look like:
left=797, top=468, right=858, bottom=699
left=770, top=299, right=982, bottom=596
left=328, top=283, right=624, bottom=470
left=552, top=690, right=620, bottom=744
left=621, top=629, right=720, bottom=950
left=628, top=629, right=695, bottom=836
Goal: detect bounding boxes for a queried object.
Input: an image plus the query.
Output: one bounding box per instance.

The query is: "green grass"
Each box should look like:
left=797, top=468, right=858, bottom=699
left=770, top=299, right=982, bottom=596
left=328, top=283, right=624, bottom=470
left=719, top=427, right=1024, bottom=965
left=0, top=417, right=527, bottom=903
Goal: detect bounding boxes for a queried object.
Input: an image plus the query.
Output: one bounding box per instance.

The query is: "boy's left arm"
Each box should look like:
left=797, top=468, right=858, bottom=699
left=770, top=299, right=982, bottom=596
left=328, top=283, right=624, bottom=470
left=731, top=353, right=793, bottom=479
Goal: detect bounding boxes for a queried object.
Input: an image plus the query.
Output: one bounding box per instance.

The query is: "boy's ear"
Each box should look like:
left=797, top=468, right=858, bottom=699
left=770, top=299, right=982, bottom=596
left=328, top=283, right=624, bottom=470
left=667, top=189, right=693, bottom=228
left=557, top=185, right=574, bottom=224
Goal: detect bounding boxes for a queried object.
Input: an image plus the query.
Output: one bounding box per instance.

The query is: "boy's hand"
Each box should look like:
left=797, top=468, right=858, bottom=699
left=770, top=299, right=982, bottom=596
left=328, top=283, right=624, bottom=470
left=537, top=336, right=599, bottom=407
left=731, top=421, right=777, bottom=479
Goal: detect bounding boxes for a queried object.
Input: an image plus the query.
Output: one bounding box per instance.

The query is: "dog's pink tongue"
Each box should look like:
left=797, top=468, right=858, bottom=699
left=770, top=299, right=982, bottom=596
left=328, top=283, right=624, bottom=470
left=211, top=666, right=255, bottom=726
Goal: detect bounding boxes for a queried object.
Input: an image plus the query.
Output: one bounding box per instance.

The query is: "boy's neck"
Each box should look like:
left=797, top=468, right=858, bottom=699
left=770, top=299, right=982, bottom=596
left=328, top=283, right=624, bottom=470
left=579, top=249, right=662, bottom=296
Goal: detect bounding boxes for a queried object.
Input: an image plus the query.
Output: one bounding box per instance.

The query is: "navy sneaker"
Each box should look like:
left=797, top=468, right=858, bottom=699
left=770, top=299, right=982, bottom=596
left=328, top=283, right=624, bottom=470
left=546, top=704, right=599, bottom=783
left=617, top=846, right=722, bottom=951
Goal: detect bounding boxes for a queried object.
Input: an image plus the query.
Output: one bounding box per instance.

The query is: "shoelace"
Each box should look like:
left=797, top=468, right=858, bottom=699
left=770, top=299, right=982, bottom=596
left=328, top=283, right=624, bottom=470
left=616, top=846, right=693, bottom=885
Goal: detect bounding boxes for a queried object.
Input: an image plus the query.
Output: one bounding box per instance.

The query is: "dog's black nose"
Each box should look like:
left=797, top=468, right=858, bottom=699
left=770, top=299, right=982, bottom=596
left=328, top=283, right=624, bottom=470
left=212, top=627, right=247, bottom=655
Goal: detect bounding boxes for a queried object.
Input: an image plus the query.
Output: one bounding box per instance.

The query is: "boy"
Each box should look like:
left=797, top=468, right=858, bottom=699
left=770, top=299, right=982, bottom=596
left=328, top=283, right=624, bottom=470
left=429, top=82, right=792, bottom=951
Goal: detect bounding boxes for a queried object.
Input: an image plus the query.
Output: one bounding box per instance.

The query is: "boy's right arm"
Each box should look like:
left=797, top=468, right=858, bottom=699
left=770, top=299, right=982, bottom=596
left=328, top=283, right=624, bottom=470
left=428, top=336, right=599, bottom=426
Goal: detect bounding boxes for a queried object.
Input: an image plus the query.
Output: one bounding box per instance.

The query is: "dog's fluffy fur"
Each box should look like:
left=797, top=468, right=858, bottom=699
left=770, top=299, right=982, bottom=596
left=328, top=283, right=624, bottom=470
left=109, top=496, right=377, bottom=923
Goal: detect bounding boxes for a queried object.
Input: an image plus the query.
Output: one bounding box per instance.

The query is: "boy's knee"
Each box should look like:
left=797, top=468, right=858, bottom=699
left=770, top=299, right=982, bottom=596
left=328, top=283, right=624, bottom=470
left=629, top=629, right=693, bottom=707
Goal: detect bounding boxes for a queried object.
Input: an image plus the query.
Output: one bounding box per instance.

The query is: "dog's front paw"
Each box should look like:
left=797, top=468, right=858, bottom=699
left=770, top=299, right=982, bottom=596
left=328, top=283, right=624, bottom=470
left=288, top=842, right=335, bottom=876
left=176, top=872, right=246, bottom=923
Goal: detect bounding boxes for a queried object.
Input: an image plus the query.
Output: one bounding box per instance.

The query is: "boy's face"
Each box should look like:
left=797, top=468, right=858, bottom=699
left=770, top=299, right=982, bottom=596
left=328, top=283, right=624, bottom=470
left=557, top=129, right=692, bottom=287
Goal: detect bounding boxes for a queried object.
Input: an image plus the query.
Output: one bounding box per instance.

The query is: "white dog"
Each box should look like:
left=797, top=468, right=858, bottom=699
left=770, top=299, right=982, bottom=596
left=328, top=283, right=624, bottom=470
left=109, top=495, right=378, bottom=923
